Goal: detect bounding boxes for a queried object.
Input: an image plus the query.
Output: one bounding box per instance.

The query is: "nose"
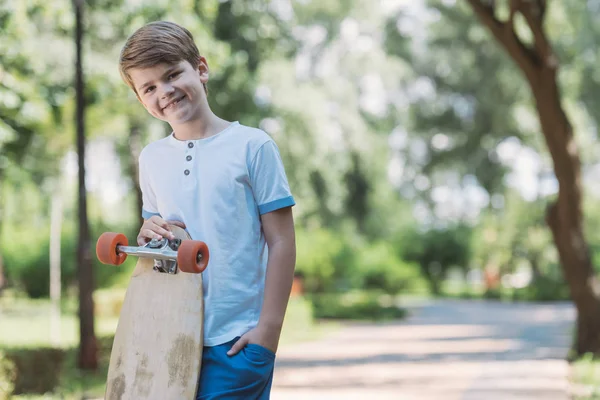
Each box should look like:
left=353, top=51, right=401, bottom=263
left=159, top=82, right=175, bottom=98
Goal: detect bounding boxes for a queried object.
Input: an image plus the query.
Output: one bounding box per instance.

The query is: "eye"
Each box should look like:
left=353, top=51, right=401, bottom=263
left=168, top=71, right=181, bottom=80
left=144, top=86, right=155, bottom=94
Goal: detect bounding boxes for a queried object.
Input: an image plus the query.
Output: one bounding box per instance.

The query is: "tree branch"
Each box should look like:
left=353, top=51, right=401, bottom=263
left=517, top=0, right=556, bottom=69
left=466, top=0, right=539, bottom=82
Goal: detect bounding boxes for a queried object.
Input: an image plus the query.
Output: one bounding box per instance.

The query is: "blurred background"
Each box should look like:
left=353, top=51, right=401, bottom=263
left=2, top=0, right=600, bottom=398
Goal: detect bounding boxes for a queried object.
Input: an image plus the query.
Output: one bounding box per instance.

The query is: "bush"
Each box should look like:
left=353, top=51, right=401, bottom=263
left=295, top=228, right=355, bottom=293
left=310, top=291, right=407, bottom=321
left=398, top=224, right=472, bottom=295
left=354, top=241, right=426, bottom=295
left=0, top=354, right=15, bottom=400
left=512, top=276, right=570, bottom=302
left=295, top=228, right=426, bottom=297
left=484, top=287, right=502, bottom=300
left=0, top=347, right=66, bottom=395
left=2, top=222, right=138, bottom=298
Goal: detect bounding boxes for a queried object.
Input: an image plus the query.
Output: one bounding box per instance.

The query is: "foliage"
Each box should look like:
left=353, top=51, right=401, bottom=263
left=0, top=347, right=65, bottom=395
left=470, top=191, right=559, bottom=281
left=0, top=352, right=15, bottom=400
left=0, top=293, right=326, bottom=398
left=511, top=276, right=571, bottom=302
left=309, top=291, right=407, bottom=321
left=570, top=353, right=600, bottom=399
left=295, top=227, right=426, bottom=296
left=354, top=241, right=425, bottom=295
left=294, top=227, right=356, bottom=293
left=2, top=0, right=600, bottom=336
left=386, top=0, right=529, bottom=207
left=1, top=209, right=138, bottom=298
left=399, top=224, right=472, bottom=295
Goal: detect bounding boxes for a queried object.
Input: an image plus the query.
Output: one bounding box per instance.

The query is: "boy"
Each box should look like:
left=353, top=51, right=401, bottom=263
left=118, top=21, right=297, bottom=399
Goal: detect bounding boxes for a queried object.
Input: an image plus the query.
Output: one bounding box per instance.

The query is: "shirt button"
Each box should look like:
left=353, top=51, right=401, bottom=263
left=186, top=155, right=192, bottom=161
left=184, top=169, right=190, bottom=176
left=188, top=142, right=194, bottom=148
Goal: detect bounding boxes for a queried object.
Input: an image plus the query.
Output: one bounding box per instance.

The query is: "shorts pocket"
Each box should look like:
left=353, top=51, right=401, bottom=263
left=245, top=343, right=276, bottom=361
left=231, top=343, right=274, bottom=390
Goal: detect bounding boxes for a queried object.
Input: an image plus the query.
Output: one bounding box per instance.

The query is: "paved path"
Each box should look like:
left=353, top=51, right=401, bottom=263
left=270, top=299, right=576, bottom=399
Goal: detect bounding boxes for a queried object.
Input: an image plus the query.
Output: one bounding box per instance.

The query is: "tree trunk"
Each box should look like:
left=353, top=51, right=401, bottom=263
left=538, top=86, right=600, bottom=356
left=50, top=181, right=63, bottom=346
left=467, top=0, right=600, bottom=357
left=0, top=255, right=4, bottom=294
left=529, top=256, right=542, bottom=281
left=0, top=172, right=5, bottom=294
left=129, top=120, right=144, bottom=228
left=74, top=0, right=97, bottom=370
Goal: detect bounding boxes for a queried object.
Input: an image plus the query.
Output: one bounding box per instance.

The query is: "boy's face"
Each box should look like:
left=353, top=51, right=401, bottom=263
left=129, top=58, right=209, bottom=125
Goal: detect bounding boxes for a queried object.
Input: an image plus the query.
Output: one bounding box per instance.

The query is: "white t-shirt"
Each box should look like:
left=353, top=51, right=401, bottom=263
left=138, top=121, right=295, bottom=346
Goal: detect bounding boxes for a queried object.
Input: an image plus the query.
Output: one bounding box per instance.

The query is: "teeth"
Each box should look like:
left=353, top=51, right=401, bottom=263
left=164, top=97, right=183, bottom=110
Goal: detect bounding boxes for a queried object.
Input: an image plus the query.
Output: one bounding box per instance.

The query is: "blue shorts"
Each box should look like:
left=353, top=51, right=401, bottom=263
left=196, top=337, right=275, bottom=400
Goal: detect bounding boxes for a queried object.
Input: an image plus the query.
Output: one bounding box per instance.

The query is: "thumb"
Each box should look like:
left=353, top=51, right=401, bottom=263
left=227, top=337, right=247, bottom=356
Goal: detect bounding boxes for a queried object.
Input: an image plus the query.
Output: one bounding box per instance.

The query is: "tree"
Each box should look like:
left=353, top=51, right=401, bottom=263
left=0, top=2, right=72, bottom=294
left=467, top=0, right=600, bottom=357
left=73, top=0, right=97, bottom=369
left=386, top=3, right=523, bottom=203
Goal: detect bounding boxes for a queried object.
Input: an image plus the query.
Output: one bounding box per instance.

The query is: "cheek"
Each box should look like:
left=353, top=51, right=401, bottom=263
left=142, top=99, right=164, bottom=119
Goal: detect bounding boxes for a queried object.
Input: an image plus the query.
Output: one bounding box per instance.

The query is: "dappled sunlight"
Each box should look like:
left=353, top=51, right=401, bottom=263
left=3, top=0, right=600, bottom=398
left=271, top=300, right=575, bottom=399
left=273, top=360, right=569, bottom=400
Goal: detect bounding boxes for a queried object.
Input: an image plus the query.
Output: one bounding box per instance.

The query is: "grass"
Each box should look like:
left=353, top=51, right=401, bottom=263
left=0, top=291, right=337, bottom=399
left=571, top=354, right=600, bottom=399
left=0, top=298, right=118, bottom=350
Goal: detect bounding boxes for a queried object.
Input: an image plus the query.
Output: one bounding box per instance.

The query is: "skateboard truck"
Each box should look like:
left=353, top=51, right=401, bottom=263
left=96, top=232, right=209, bottom=274
left=147, top=237, right=182, bottom=274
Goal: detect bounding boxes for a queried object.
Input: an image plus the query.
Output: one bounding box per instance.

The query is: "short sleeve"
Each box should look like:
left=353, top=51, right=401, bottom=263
left=249, top=140, right=295, bottom=215
left=139, top=151, right=160, bottom=220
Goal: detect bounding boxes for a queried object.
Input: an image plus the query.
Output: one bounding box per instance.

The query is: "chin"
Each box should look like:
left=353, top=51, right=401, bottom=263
left=168, top=114, right=194, bottom=125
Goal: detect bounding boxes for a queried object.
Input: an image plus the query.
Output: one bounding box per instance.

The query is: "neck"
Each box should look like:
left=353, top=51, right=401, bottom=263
left=171, top=107, right=232, bottom=141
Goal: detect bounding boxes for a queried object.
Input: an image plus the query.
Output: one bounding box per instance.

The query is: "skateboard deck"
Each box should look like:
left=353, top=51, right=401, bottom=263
left=100, top=225, right=205, bottom=400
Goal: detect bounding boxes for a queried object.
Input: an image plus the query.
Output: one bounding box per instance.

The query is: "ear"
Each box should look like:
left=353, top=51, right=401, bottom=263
left=197, top=56, right=209, bottom=83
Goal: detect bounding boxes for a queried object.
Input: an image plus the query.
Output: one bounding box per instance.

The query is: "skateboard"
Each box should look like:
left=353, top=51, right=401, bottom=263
left=96, top=225, right=209, bottom=400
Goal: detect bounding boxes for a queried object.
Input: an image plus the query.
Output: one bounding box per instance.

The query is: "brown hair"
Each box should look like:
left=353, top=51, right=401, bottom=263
left=119, top=21, right=207, bottom=96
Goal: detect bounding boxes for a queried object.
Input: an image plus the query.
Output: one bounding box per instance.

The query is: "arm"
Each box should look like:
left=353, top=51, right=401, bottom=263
left=227, top=206, right=296, bottom=355
left=137, top=150, right=185, bottom=245
left=257, top=206, right=296, bottom=338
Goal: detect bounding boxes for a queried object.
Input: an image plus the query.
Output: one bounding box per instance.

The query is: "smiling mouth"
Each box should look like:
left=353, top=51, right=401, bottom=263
left=163, top=96, right=185, bottom=111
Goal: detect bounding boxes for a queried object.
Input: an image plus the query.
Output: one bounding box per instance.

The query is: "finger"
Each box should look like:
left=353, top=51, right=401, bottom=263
left=167, top=220, right=186, bottom=229
left=137, top=228, right=167, bottom=246
left=227, top=337, right=247, bottom=356
left=150, top=223, right=173, bottom=239
left=136, top=229, right=164, bottom=247
left=150, top=216, right=169, bottom=230
left=137, top=229, right=155, bottom=246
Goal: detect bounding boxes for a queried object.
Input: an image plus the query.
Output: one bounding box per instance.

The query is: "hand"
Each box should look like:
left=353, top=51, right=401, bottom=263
left=137, top=216, right=186, bottom=246
left=226, top=325, right=280, bottom=356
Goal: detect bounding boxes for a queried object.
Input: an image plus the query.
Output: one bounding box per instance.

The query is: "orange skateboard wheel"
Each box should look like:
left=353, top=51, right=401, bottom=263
left=96, top=232, right=128, bottom=266
left=177, top=240, right=209, bottom=273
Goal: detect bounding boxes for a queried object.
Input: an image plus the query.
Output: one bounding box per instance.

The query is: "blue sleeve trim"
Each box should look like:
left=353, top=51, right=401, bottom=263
left=258, top=196, right=295, bottom=215
left=142, top=209, right=161, bottom=219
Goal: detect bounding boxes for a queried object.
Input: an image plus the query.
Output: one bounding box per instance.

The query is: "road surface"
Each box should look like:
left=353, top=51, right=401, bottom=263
left=271, top=299, right=576, bottom=400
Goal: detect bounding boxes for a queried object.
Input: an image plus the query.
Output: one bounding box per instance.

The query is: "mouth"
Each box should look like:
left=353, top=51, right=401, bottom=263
left=162, top=95, right=186, bottom=111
